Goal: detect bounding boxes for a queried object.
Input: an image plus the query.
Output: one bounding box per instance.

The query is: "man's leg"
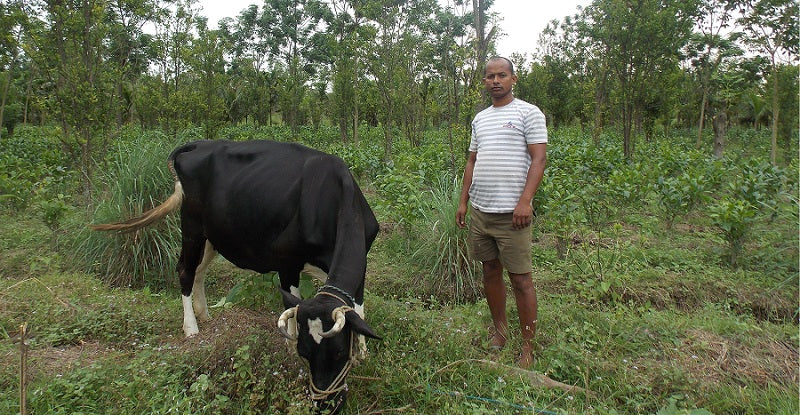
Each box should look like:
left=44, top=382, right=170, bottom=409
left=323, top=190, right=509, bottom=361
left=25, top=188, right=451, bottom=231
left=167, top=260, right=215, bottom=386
left=509, top=272, right=538, bottom=368
left=483, top=258, right=508, bottom=349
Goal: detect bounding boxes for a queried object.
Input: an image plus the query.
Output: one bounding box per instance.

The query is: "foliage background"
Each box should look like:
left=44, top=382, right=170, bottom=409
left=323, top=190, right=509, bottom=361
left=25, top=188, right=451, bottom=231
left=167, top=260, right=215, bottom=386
left=0, top=0, right=797, bottom=413
left=0, top=124, right=797, bottom=414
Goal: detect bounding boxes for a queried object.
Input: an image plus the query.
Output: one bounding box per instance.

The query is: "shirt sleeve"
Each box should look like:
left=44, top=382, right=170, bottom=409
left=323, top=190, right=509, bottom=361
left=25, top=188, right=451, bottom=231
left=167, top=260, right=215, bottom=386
left=524, top=106, right=548, bottom=145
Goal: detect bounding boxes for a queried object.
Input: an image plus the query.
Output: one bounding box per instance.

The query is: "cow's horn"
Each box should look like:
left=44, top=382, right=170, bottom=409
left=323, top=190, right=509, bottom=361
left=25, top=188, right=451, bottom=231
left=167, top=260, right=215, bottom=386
left=277, top=307, right=298, bottom=340
left=320, top=307, right=347, bottom=338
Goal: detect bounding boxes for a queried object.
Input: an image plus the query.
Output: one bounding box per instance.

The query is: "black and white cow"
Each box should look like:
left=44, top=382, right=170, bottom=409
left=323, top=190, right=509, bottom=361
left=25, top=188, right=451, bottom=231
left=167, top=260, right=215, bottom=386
left=91, top=139, right=381, bottom=412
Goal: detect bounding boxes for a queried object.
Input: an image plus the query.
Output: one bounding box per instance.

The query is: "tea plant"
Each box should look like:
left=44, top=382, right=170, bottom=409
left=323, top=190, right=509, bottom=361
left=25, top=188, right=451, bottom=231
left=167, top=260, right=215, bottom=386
left=655, top=172, right=711, bottom=229
left=708, top=197, right=757, bottom=268
left=536, top=176, right=581, bottom=259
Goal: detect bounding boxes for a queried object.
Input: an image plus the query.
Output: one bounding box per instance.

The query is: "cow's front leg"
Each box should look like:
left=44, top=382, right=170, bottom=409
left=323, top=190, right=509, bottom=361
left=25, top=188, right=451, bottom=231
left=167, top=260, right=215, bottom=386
left=278, top=267, right=303, bottom=308
left=182, top=294, right=199, bottom=337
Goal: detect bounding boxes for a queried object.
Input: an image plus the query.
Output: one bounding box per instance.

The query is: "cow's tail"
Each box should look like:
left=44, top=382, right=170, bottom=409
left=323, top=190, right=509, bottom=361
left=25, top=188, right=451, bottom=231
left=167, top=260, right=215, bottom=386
left=90, top=177, right=184, bottom=233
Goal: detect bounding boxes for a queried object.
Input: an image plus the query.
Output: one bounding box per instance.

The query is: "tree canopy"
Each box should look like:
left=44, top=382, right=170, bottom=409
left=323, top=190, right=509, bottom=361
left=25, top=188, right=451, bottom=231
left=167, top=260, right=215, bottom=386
left=1, top=0, right=797, bottom=165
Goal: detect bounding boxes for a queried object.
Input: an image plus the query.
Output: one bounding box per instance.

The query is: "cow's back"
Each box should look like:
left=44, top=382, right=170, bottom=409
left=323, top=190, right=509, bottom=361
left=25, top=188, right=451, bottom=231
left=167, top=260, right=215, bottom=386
left=169, top=140, right=375, bottom=274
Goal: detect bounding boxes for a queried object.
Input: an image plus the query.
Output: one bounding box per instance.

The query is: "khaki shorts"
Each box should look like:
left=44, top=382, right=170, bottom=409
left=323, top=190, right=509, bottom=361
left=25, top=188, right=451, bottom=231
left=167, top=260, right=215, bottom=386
left=469, top=208, right=532, bottom=274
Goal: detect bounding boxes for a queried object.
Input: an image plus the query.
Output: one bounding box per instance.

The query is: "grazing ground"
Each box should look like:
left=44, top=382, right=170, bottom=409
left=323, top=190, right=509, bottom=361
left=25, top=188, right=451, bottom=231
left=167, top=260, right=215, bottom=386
left=0, top=205, right=797, bottom=415
left=0, top=126, right=797, bottom=414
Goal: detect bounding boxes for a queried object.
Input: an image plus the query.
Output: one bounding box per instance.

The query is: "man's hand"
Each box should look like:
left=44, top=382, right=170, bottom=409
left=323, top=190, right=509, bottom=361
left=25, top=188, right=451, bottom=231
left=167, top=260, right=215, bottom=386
left=512, top=202, right=533, bottom=230
left=456, top=203, right=468, bottom=229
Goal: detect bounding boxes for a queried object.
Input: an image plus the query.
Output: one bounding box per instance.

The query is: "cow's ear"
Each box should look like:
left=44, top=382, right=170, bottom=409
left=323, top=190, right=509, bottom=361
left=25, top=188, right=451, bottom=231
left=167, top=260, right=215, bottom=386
left=280, top=289, right=302, bottom=308
left=345, top=311, right=381, bottom=340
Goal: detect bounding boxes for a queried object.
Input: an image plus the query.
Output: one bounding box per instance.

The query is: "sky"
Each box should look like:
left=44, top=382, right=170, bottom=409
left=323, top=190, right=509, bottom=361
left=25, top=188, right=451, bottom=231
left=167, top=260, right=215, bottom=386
left=196, top=0, right=591, bottom=58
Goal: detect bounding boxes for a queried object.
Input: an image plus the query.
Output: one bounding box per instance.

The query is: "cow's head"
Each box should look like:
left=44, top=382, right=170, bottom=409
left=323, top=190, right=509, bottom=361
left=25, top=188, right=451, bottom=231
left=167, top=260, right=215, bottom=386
left=278, top=288, right=380, bottom=414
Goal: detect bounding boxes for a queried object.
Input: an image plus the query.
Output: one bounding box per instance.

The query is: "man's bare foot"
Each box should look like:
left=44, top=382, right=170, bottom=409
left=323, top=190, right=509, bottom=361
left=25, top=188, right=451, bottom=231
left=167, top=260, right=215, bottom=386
left=488, top=326, right=506, bottom=350
left=517, top=351, right=534, bottom=369
left=518, top=344, right=534, bottom=369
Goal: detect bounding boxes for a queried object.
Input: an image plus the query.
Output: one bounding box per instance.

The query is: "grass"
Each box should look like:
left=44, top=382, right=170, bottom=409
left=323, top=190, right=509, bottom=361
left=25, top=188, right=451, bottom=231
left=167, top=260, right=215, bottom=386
left=0, top=126, right=797, bottom=414
left=0, top=202, right=797, bottom=414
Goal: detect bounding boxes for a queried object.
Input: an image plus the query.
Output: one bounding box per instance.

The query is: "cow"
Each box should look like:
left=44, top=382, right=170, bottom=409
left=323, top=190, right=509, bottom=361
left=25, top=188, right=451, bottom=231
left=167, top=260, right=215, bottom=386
left=91, top=139, right=381, bottom=413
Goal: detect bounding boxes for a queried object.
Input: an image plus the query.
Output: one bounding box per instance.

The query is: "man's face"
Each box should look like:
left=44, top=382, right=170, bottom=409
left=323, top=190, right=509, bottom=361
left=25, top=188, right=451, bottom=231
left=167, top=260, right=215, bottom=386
left=483, top=60, right=517, bottom=101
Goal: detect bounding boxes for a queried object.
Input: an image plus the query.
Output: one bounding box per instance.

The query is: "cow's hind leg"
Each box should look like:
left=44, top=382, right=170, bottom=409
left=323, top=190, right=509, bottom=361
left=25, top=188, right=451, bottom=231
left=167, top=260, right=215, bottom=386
left=191, top=241, right=217, bottom=323
left=177, top=228, right=207, bottom=337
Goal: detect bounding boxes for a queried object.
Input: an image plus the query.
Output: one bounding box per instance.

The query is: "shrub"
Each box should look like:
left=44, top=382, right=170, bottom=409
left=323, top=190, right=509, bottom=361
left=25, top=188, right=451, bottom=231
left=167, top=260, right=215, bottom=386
left=0, top=125, right=72, bottom=211
left=708, top=197, right=757, bottom=268
left=536, top=174, right=581, bottom=259
left=374, top=167, right=427, bottom=225
left=80, top=131, right=182, bottom=288
left=655, top=173, right=711, bottom=229
left=409, top=178, right=481, bottom=303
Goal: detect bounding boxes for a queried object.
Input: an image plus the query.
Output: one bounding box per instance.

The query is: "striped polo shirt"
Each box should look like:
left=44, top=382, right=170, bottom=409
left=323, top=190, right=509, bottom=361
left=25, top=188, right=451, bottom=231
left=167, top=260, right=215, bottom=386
left=468, top=98, right=547, bottom=213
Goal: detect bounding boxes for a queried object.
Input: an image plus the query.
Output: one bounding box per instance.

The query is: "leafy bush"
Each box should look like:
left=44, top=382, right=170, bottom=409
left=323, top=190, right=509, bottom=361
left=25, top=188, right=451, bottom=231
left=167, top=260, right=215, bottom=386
left=0, top=125, right=73, bottom=211
left=734, top=158, right=786, bottom=215
left=655, top=173, right=711, bottom=229
left=536, top=175, right=581, bottom=259
left=333, top=141, right=383, bottom=181
left=374, top=167, right=427, bottom=225
left=39, top=194, right=71, bottom=232
left=708, top=197, right=757, bottom=268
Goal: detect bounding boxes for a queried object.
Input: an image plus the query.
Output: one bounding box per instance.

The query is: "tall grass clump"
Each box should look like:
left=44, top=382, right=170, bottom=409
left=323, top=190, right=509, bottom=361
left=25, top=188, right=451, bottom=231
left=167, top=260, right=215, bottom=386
left=79, top=131, right=182, bottom=288
left=409, top=177, right=481, bottom=303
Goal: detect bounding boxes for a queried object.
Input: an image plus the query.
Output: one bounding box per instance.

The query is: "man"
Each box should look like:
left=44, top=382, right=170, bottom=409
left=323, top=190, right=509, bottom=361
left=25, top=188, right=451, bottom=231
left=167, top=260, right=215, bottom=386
left=456, top=56, right=547, bottom=369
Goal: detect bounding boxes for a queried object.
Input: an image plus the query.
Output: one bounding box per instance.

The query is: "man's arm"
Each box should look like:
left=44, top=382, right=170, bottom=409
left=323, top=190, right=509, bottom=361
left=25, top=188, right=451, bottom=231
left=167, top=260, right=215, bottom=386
left=456, top=151, right=478, bottom=228
left=512, top=143, right=547, bottom=229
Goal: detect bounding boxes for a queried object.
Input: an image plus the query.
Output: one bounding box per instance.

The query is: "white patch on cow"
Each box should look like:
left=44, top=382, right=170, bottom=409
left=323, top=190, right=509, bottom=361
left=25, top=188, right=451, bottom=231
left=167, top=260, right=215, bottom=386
left=182, top=295, right=199, bottom=337
left=290, top=285, right=301, bottom=299
left=301, top=263, right=328, bottom=283
left=308, top=318, right=324, bottom=344
left=355, top=303, right=365, bottom=319
left=192, top=241, right=217, bottom=322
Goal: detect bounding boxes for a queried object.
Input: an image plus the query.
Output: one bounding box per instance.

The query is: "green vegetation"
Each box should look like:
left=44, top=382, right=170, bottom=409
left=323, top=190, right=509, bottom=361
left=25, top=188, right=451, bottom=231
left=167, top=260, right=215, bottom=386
left=1, top=125, right=796, bottom=414
left=0, top=0, right=796, bottom=411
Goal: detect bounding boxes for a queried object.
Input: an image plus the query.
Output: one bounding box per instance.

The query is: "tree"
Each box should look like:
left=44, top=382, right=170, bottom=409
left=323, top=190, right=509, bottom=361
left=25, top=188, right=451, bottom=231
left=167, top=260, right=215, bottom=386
left=268, top=0, right=328, bottom=138
left=360, top=0, right=438, bottom=161
left=686, top=0, right=740, bottom=149
left=582, top=0, right=697, bottom=159
left=29, top=0, right=119, bottom=197
left=325, top=0, right=365, bottom=142
left=105, top=0, right=159, bottom=126
left=187, top=19, right=227, bottom=138
left=149, top=0, right=198, bottom=130
left=430, top=0, right=477, bottom=172
left=736, top=0, right=799, bottom=165
left=0, top=1, right=26, bottom=139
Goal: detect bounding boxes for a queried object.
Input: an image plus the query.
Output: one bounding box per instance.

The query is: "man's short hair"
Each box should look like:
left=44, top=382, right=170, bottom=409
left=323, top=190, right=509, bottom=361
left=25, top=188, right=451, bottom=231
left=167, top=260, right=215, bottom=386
left=485, top=56, right=515, bottom=76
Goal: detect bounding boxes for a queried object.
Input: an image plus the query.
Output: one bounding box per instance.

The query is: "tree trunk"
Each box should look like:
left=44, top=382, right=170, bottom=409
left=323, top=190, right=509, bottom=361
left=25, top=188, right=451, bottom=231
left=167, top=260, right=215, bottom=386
left=622, top=101, right=633, bottom=160
left=696, top=89, right=708, bottom=148
left=713, top=110, right=726, bottom=159
left=770, top=65, right=779, bottom=165
left=0, top=70, right=10, bottom=140
left=353, top=54, right=359, bottom=144
left=592, top=54, right=609, bottom=146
